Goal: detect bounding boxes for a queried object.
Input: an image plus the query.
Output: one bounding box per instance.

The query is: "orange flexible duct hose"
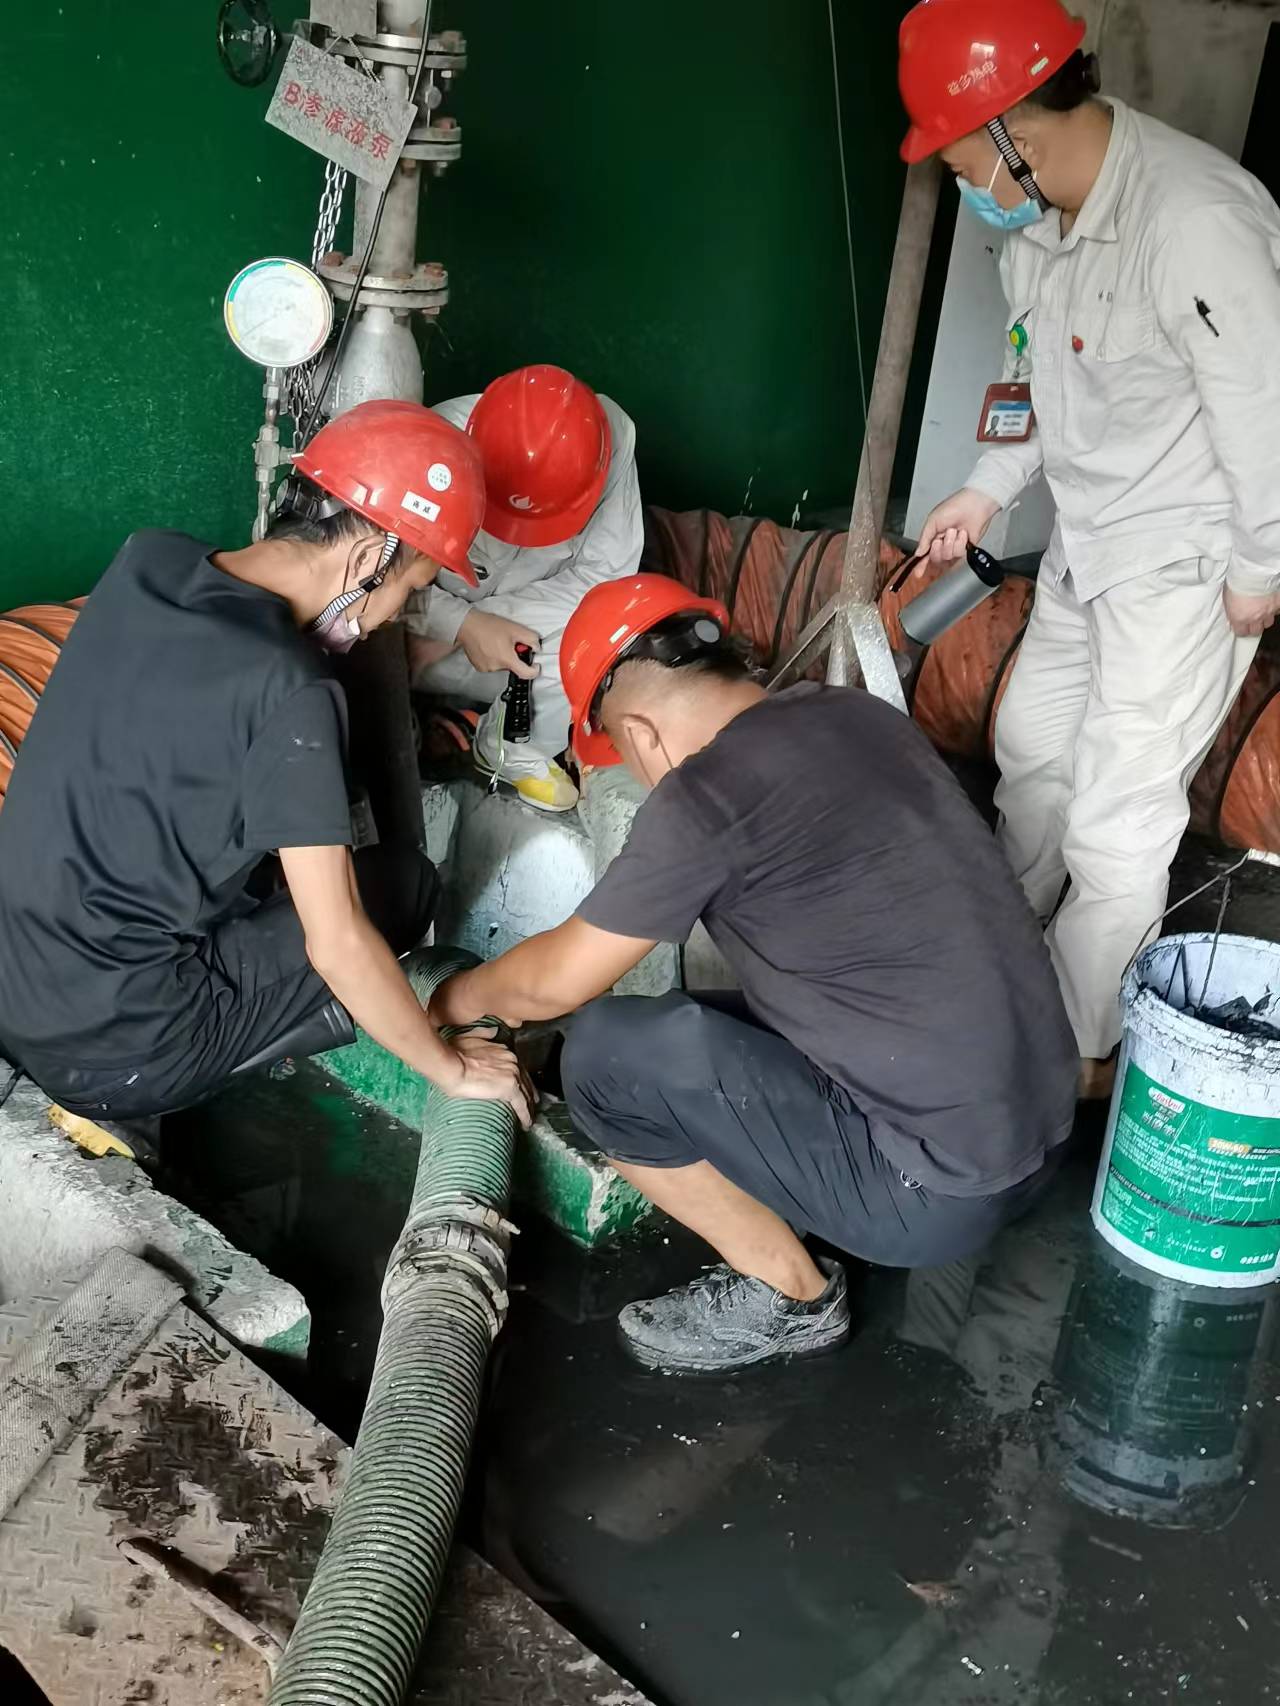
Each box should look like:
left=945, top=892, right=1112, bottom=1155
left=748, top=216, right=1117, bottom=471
left=3, top=541, right=1278, bottom=857
left=643, top=506, right=1280, bottom=856
left=0, top=602, right=84, bottom=806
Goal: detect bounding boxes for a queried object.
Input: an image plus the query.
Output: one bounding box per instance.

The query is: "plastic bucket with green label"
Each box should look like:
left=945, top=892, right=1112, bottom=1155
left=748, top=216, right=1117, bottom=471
left=1093, top=933, right=1280, bottom=1287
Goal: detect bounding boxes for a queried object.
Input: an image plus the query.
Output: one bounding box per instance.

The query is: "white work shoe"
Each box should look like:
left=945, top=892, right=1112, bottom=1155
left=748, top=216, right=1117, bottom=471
left=472, top=702, right=581, bottom=813
left=473, top=746, right=580, bottom=813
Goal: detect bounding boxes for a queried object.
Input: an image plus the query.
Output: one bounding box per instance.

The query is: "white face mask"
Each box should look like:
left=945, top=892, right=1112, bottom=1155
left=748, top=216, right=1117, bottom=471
left=307, top=531, right=400, bottom=653
left=311, top=607, right=363, bottom=654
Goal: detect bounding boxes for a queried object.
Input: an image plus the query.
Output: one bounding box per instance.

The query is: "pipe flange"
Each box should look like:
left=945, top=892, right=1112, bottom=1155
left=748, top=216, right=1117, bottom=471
left=318, top=257, right=449, bottom=312
left=402, top=121, right=462, bottom=164
left=400, top=143, right=461, bottom=166
left=333, top=286, right=449, bottom=315
left=302, top=21, right=467, bottom=71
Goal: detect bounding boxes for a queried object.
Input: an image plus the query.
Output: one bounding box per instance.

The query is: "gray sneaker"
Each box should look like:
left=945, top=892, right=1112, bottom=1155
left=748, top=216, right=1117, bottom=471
left=617, top=1257, right=850, bottom=1374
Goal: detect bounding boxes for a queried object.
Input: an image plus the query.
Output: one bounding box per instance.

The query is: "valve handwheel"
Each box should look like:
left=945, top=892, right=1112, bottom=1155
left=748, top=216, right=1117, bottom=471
left=216, top=0, right=280, bottom=88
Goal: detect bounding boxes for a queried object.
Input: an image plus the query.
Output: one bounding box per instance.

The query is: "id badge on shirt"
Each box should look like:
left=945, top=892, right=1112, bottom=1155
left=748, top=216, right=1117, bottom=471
left=977, top=382, right=1035, bottom=443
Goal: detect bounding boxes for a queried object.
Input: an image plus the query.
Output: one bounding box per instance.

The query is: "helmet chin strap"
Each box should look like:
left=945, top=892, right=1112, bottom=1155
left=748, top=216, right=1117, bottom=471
left=307, top=532, right=402, bottom=635
left=987, top=116, right=1050, bottom=210
left=375, top=531, right=401, bottom=573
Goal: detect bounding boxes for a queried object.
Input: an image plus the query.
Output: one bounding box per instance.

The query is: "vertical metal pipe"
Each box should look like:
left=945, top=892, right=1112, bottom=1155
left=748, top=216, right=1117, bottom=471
left=826, top=158, right=942, bottom=704
left=353, top=164, right=421, bottom=278
left=380, top=0, right=427, bottom=33
left=352, top=58, right=421, bottom=280
left=336, top=627, right=427, bottom=850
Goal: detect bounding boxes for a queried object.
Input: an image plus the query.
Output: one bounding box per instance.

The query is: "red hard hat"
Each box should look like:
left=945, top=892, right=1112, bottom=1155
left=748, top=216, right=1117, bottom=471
left=294, top=400, right=484, bottom=586
left=467, top=365, right=612, bottom=549
left=898, top=0, right=1086, bottom=164
left=561, top=574, right=731, bottom=770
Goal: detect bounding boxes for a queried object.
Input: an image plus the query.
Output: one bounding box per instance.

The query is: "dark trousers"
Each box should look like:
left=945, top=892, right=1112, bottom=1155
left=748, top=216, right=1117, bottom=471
left=561, top=991, right=1064, bottom=1270
left=39, top=845, right=436, bottom=1120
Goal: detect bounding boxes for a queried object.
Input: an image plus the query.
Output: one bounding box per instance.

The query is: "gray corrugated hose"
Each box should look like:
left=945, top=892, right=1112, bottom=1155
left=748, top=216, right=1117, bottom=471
left=270, top=947, right=517, bottom=1706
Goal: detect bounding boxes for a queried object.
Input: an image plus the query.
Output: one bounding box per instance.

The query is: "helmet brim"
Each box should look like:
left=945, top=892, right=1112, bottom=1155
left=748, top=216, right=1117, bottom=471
left=900, top=123, right=940, bottom=164
left=431, top=542, right=479, bottom=587
left=570, top=719, right=623, bottom=770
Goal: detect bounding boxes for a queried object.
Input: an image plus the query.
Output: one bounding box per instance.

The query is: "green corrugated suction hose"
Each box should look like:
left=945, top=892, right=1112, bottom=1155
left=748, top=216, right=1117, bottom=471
left=269, top=947, right=517, bottom=1706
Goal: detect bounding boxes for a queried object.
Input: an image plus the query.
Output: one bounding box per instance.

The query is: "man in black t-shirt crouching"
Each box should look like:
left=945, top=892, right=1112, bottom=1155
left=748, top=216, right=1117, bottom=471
left=431, top=573, right=1078, bottom=1375
left=0, top=402, right=529, bottom=1134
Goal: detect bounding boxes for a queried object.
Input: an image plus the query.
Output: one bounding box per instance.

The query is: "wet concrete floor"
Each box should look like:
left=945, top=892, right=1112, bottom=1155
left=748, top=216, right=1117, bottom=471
left=158, top=835, right=1280, bottom=1706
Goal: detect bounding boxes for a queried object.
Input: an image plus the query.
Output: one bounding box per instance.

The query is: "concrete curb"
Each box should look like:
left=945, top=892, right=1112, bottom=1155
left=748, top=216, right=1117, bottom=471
left=0, top=1077, right=310, bottom=1360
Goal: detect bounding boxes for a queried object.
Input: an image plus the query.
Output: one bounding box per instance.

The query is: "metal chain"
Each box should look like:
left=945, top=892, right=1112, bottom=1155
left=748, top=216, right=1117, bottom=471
left=285, top=162, right=349, bottom=427
left=311, top=158, right=348, bottom=269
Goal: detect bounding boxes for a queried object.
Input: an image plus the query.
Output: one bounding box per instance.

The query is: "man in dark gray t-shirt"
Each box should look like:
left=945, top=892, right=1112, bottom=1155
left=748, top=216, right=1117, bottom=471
left=0, top=404, right=529, bottom=1137
left=433, top=574, right=1078, bottom=1375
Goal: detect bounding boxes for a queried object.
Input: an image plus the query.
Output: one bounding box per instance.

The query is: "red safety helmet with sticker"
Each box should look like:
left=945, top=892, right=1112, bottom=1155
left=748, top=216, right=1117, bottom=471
left=561, top=574, right=732, bottom=769
left=294, top=400, right=484, bottom=586
left=898, top=0, right=1086, bottom=164
left=467, top=365, right=612, bottom=549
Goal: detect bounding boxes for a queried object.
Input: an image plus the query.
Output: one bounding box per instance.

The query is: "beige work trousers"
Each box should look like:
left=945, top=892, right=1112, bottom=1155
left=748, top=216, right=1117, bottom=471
left=993, top=555, right=1258, bottom=1059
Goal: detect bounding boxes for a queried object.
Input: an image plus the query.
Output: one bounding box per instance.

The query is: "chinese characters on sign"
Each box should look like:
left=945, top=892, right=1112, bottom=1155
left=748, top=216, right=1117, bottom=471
left=947, top=59, right=997, bottom=98
left=283, top=81, right=394, bottom=164
left=266, top=37, right=415, bottom=190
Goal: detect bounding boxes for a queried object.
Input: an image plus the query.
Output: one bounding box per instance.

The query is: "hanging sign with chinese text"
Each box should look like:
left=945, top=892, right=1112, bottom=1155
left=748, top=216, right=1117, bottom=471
left=266, top=37, right=414, bottom=191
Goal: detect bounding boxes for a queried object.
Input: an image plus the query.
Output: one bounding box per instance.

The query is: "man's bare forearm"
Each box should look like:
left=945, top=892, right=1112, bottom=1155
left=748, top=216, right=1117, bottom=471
left=312, top=917, right=461, bottom=1084
left=434, top=918, right=655, bottom=1030
left=440, top=934, right=567, bottom=1029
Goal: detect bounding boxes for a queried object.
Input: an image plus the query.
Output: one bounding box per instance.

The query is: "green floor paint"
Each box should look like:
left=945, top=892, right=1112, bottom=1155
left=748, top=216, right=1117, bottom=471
left=262, top=1314, right=314, bottom=1359
left=517, top=1103, right=658, bottom=1251
left=320, top=1032, right=435, bottom=1134
left=320, top=1033, right=655, bottom=1249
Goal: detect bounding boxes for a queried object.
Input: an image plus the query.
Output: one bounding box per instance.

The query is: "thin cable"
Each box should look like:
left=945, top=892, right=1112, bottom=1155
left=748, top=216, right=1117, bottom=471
left=1125, top=850, right=1252, bottom=993
left=827, top=0, right=868, bottom=433
left=300, top=1, right=436, bottom=446
left=488, top=698, right=505, bottom=792
left=1194, top=878, right=1233, bottom=1016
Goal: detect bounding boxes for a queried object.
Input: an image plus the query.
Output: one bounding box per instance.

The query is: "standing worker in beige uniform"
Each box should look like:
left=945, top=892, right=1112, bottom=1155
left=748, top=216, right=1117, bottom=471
left=900, top=0, right=1280, bottom=1097
left=404, top=364, right=643, bottom=814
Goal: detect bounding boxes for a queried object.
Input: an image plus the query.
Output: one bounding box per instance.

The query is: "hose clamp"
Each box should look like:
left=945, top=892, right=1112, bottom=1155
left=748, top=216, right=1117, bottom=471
left=382, top=1197, right=517, bottom=1338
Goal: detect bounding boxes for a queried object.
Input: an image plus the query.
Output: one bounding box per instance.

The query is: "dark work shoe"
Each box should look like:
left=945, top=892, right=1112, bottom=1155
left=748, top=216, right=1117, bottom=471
left=617, top=1257, right=850, bottom=1375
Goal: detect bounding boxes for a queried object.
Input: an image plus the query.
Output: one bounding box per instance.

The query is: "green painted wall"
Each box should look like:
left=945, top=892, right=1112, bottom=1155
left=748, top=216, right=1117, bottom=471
left=1, top=2, right=919, bottom=608
left=424, top=3, right=915, bottom=524
left=1, top=1, right=315, bottom=607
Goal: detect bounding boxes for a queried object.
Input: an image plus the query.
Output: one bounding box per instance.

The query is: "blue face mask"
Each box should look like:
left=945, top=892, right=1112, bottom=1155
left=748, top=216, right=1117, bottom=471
left=958, top=159, right=1047, bottom=232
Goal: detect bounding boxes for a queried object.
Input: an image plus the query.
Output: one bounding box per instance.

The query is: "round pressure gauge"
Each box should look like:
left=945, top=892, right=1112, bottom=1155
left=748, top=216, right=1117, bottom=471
left=223, top=258, right=334, bottom=369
